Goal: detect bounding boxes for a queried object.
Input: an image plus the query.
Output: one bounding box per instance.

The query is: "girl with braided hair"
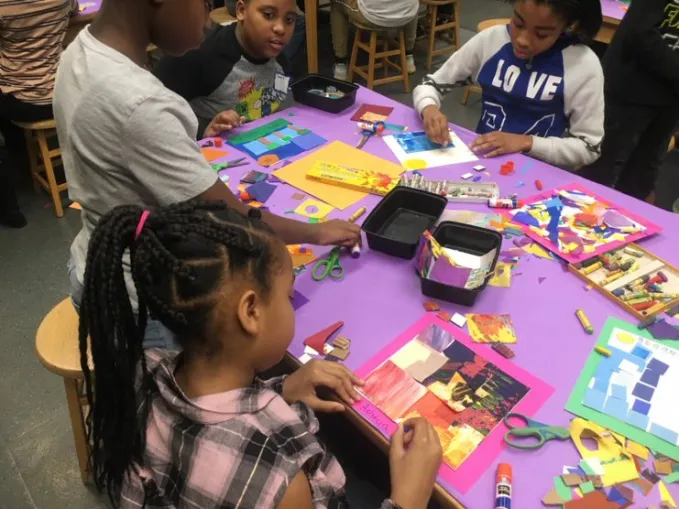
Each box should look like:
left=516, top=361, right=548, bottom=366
left=80, top=199, right=442, bottom=509
left=413, top=0, right=604, bottom=170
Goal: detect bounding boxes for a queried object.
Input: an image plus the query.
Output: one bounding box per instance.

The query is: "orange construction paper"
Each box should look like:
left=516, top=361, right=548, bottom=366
left=201, top=147, right=229, bottom=162
left=272, top=141, right=404, bottom=210
left=290, top=250, right=316, bottom=268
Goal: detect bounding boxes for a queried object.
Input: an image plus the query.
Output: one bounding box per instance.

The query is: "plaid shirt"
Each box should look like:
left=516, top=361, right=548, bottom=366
left=119, top=349, right=349, bottom=508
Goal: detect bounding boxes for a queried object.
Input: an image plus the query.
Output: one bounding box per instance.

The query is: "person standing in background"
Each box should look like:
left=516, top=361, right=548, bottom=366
left=0, top=0, right=78, bottom=228
left=580, top=0, right=679, bottom=203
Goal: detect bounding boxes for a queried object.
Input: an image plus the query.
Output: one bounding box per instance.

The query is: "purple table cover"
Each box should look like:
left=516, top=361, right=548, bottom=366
left=206, top=86, right=679, bottom=507
left=77, top=0, right=101, bottom=17
left=601, top=0, right=627, bottom=21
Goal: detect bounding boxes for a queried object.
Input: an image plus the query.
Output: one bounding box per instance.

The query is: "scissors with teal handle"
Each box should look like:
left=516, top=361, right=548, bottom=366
left=503, top=412, right=570, bottom=450
left=312, top=247, right=344, bottom=281
left=212, top=157, right=249, bottom=172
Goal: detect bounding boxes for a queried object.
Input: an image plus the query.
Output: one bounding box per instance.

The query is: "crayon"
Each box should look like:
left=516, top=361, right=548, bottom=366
left=632, top=301, right=656, bottom=311
left=621, top=292, right=649, bottom=301
left=595, top=346, right=612, bottom=357
left=624, top=247, right=643, bottom=257
left=349, top=207, right=367, bottom=224
left=495, top=463, right=512, bottom=509
left=535, top=179, right=543, bottom=190
left=582, top=261, right=603, bottom=275
left=576, top=309, right=594, bottom=334
left=627, top=297, right=652, bottom=305
left=599, top=272, right=624, bottom=286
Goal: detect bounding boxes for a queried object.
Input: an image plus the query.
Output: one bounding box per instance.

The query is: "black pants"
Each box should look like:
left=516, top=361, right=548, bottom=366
left=579, top=93, right=679, bottom=200
left=0, top=93, right=54, bottom=213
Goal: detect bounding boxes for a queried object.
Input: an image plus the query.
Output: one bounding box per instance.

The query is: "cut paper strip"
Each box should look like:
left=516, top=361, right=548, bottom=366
left=563, top=491, right=620, bottom=509
left=665, top=471, right=679, bottom=484
left=554, top=476, right=573, bottom=502
left=273, top=141, right=404, bottom=210
left=660, top=481, right=677, bottom=508
left=626, top=439, right=650, bottom=460
left=295, top=198, right=334, bottom=219
left=201, top=147, right=229, bottom=162
left=523, top=242, right=554, bottom=260
left=291, top=290, right=309, bottom=311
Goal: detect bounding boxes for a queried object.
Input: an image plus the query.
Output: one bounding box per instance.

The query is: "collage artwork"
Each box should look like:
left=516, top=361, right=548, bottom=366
left=360, top=323, right=529, bottom=469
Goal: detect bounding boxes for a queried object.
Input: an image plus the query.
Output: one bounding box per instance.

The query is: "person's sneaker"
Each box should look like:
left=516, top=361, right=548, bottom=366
left=0, top=209, right=27, bottom=229
left=406, top=54, right=416, bottom=74
left=333, top=63, right=349, bottom=81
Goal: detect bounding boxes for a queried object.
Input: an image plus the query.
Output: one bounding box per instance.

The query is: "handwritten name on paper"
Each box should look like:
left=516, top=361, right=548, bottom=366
left=353, top=399, right=397, bottom=437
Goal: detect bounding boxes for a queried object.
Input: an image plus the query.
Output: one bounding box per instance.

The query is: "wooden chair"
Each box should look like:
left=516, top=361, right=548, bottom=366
left=461, top=18, right=510, bottom=105
left=349, top=22, right=410, bottom=92
left=35, top=298, right=92, bottom=484
left=209, top=6, right=236, bottom=25
left=13, top=119, right=67, bottom=217
left=420, top=0, right=460, bottom=71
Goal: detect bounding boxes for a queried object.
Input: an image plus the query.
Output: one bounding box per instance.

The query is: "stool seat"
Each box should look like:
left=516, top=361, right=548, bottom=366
left=476, top=18, right=510, bottom=33
left=210, top=6, right=236, bottom=25
left=13, top=119, right=56, bottom=131
left=36, top=298, right=90, bottom=378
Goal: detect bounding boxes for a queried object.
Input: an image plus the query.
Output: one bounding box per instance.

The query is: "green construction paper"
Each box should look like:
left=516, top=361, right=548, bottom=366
left=565, top=317, right=679, bottom=462
left=227, top=118, right=291, bottom=145
left=580, top=459, right=598, bottom=476
left=579, top=481, right=595, bottom=494
left=665, top=471, right=679, bottom=484
left=554, top=476, right=573, bottom=501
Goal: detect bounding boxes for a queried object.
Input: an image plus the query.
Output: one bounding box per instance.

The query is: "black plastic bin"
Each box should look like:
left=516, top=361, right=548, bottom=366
left=420, top=221, right=503, bottom=306
left=362, top=187, right=447, bottom=259
left=290, top=74, right=358, bottom=114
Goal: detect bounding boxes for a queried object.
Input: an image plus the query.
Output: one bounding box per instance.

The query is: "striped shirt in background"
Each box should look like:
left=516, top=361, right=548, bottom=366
left=119, top=349, right=350, bottom=508
left=0, top=0, right=78, bottom=105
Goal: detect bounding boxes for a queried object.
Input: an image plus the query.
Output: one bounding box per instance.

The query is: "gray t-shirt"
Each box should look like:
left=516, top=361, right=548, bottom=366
left=54, top=27, right=217, bottom=304
left=357, top=0, right=418, bottom=28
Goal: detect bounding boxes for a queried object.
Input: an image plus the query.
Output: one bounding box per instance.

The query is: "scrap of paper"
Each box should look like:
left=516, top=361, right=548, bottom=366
left=201, top=147, right=229, bottom=162
left=522, top=242, right=554, bottom=260
left=659, top=480, right=677, bottom=507
left=466, top=314, right=518, bottom=343
left=294, top=198, right=334, bottom=219
left=291, top=289, right=309, bottom=311
left=648, top=319, right=679, bottom=341
left=489, top=262, right=514, bottom=287
left=69, top=201, right=82, bottom=210
left=350, top=103, right=394, bottom=122
left=626, top=439, right=650, bottom=460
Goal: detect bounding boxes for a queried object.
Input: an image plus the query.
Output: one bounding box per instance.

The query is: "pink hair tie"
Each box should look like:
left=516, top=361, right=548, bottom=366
left=135, top=210, right=150, bottom=241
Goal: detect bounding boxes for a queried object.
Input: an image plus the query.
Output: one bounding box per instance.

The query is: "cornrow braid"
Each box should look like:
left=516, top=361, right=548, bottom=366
left=78, top=200, right=279, bottom=503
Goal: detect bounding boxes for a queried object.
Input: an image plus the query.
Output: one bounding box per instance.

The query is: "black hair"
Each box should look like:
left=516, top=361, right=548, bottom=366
left=510, top=0, right=602, bottom=42
left=78, top=200, right=280, bottom=502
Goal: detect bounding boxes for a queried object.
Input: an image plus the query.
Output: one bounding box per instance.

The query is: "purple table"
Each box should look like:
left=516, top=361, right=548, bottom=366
left=597, top=0, right=627, bottom=44
left=209, top=87, right=679, bottom=508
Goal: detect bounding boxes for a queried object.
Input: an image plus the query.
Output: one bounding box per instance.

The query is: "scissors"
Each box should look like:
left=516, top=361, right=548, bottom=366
left=211, top=157, right=249, bottom=172
left=312, top=247, right=344, bottom=281
left=503, top=412, right=570, bottom=450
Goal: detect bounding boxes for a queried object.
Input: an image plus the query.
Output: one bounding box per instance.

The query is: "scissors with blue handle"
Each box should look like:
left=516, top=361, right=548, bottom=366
left=312, top=247, right=344, bottom=281
left=503, top=412, right=570, bottom=450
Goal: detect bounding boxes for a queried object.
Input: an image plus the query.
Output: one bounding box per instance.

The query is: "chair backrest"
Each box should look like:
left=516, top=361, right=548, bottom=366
left=35, top=298, right=91, bottom=379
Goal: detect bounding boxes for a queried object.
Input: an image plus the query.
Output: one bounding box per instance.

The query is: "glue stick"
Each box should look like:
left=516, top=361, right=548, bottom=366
left=495, top=463, right=512, bottom=509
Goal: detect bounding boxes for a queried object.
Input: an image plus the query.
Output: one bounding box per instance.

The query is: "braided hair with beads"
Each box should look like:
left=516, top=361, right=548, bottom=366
left=78, top=199, right=280, bottom=501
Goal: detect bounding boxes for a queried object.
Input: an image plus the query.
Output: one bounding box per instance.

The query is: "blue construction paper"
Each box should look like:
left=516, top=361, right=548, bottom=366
left=648, top=320, right=679, bottom=341
left=611, top=384, right=627, bottom=399
left=632, top=382, right=654, bottom=401
left=512, top=211, right=540, bottom=227
left=291, top=132, right=327, bottom=151
left=641, top=369, right=661, bottom=387
left=243, top=140, right=270, bottom=156
left=632, top=399, right=651, bottom=415
left=603, top=396, right=629, bottom=421
left=627, top=409, right=650, bottom=429
left=582, top=388, right=606, bottom=412
left=279, top=127, right=300, bottom=139
left=269, top=142, right=305, bottom=160
left=632, top=345, right=651, bottom=359
left=650, top=423, right=679, bottom=443
left=546, top=206, right=561, bottom=245
left=291, top=289, right=309, bottom=311
left=648, top=358, right=670, bottom=374
left=245, top=182, right=277, bottom=203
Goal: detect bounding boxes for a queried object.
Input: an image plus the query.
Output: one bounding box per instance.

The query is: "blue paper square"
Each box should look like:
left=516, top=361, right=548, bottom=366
left=611, top=384, right=627, bottom=399
left=278, top=127, right=300, bottom=139
left=640, top=369, right=661, bottom=388
left=264, top=134, right=282, bottom=144
left=632, top=382, right=654, bottom=401
left=583, top=389, right=606, bottom=412
left=632, top=399, right=651, bottom=415
left=269, top=142, right=305, bottom=161
left=603, top=396, right=629, bottom=421
left=291, top=132, right=327, bottom=151
left=650, top=423, right=679, bottom=444
left=648, top=358, right=669, bottom=374
left=627, top=410, right=649, bottom=429
left=245, top=182, right=277, bottom=203
left=243, top=140, right=270, bottom=156
left=632, top=345, right=651, bottom=359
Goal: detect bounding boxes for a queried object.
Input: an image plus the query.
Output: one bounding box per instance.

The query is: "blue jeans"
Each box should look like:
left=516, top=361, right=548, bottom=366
left=67, top=258, right=181, bottom=350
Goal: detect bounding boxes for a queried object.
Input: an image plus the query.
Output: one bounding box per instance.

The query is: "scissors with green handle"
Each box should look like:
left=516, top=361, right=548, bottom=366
left=503, top=412, right=570, bottom=450
left=211, top=157, right=249, bottom=172
left=312, top=247, right=344, bottom=281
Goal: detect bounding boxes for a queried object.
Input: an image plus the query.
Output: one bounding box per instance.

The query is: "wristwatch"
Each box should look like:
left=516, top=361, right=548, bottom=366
left=380, top=500, right=404, bottom=509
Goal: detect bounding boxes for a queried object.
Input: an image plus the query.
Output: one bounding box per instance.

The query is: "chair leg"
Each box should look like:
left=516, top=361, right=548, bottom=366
left=461, top=85, right=472, bottom=105
left=399, top=29, right=410, bottom=93
left=22, top=130, right=41, bottom=193
left=349, top=28, right=361, bottom=82
left=64, top=378, right=91, bottom=484
left=367, top=31, right=377, bottom=90
left=427, top=4, right=438, bottom=71
left=36, top=130, right=64, bottom=218
left=453, top=0, right=460, bottom=50
left=383, top=36, right=389, bottom=78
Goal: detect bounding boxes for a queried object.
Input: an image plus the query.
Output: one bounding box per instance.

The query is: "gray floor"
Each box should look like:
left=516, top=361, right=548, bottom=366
left=0, top=0, right=678, bottom=507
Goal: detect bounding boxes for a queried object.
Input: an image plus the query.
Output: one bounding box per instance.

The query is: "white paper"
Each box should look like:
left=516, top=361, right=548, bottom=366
left=452, top=313, right=467, bottom=327
left=304, top=345, right=319, bottom=356
left=323, top=344, right=335, bottom=355
left=382, top=130, right=478, bottom=169
left=298, top=353, right=313, bottom=364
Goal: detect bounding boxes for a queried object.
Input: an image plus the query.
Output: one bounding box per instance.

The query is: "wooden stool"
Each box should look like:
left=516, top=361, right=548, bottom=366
left=35, top=298, right=92, bottom=484
left=209, top=6, right=236, bottom=25
left=12, top=119, right=67, bottom=217
left=349, top=22, right=410, bottom=92
left=420, top=0, right=460, bottom=71
left=461, top=18, right=510, bottom=105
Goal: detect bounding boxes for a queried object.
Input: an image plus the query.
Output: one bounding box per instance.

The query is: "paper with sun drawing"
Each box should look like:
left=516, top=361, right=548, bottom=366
left=383, top=130, right=478, bottom=170
left=466, top=314, right=518, bottom=344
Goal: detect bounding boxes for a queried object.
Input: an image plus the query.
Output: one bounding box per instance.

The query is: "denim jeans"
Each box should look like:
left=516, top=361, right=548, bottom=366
left=67, top=258, right=181, bottom=350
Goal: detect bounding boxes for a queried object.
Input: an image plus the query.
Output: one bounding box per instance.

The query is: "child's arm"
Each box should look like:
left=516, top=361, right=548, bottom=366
left=619, top=0, right=679, bottom=88
left=277, top=471, right=314, bottom=509
left=529, top=47, right=604, bottom=169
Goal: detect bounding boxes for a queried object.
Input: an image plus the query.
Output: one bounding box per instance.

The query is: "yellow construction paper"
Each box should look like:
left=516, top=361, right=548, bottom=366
left=273, top=141, right=404, bottom=210
left=489, top=262, right=514, bottom=287
left=522, top=242, right=553, bottom=260
left=659, top=481, right=677, bottom=508
left=294, top=198, right=334, bottom=219
left=569, top=418, right=638, bottom=487
left=626, top=439, right=650, bottom=460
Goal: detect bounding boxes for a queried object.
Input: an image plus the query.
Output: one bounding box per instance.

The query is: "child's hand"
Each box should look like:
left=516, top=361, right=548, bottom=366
left=313, top=220, right=361, bottom=247
left=204, top=110, right=245, bottom=138
left=470, top=132, right=533, bottom=158
left=388, top=418, right=442, bottom=509
left=422, top=105, right=450, bottom=146
left=282, top=360, right=365, bottom=412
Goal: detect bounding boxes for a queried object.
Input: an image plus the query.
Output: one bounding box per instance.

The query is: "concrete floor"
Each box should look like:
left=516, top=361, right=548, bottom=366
left=1, top=0, right=678, bottom=507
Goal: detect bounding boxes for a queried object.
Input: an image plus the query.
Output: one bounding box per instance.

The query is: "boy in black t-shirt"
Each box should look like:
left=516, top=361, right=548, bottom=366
left=580, top=0, right=679, bottom=203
